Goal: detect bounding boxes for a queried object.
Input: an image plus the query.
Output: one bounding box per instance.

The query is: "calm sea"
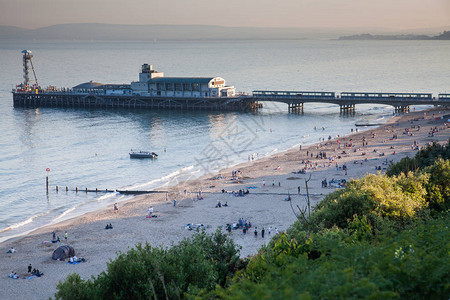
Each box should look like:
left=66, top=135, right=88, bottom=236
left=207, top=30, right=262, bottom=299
left=0, top=39, right=449, bottom=243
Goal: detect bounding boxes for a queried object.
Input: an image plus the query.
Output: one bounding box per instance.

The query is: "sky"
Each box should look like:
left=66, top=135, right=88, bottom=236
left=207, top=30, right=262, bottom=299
left=0, top=0, right=449, bottom=30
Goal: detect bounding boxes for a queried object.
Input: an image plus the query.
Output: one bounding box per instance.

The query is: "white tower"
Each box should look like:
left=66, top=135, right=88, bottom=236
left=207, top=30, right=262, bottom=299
left=21, top=50, right=38, bottom=87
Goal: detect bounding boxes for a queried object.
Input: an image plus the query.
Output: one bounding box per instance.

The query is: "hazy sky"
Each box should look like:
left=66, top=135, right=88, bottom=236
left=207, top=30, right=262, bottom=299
left=1, top=0, right=449, bottom=30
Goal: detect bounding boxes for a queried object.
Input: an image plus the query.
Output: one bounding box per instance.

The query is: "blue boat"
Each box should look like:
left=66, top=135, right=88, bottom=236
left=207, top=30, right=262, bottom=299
left=129, top=150, right=158, bottom=159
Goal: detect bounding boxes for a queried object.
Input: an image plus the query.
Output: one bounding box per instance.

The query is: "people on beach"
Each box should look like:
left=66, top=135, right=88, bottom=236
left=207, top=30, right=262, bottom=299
left=173, top=198, right=177, bottom=207
left=261, top=227, right=265, bottom=238
left=114, top=203, right=118, bottom=213
left=64, top=231, right=68, bottom=242
left=7, top=247, right=15, bottom=253
left=28, top=264, right=32, bottom=273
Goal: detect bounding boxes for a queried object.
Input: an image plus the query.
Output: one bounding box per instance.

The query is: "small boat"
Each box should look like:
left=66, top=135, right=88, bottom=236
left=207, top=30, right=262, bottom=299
left=129, top=150, right=158, bottom=159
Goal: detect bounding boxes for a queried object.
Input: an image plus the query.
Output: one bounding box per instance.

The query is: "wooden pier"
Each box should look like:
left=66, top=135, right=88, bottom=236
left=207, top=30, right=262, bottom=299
left=12, top=90, right=450, bottom=114
left=12, top=92, right=261, bottom=112
left=253, top=91, right=450, bottom=114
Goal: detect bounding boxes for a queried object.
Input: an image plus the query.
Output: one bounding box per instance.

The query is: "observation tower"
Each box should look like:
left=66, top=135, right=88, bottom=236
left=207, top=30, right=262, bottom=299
left=21, top=50, right=38, bottom=87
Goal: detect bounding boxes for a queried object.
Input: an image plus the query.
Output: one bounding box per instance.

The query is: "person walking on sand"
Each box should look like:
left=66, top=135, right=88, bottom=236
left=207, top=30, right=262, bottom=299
left=268, top=226, right=272, bottom=234
left=173, top=198, right=177, bottom=207
left=114, top=203, right=118, bottom=213
left=64, top=231, right=68, bottom=243
left=254, top=227, right=258, bottom=238
left=262, top=227, right=265, bottom=238
left=28, top=264, right=32, bottom=273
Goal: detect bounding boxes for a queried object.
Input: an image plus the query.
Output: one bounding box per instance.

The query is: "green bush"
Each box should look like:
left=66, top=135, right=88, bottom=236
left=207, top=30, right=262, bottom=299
left=387, top=140, right=450, bottom=176
left=422, top=158, right=450, bottom=211
left=214, top=212, right=450, bottom=299
left=309, top=173, right=428, bottom=234
left=55, top=229, right=242, bottom=300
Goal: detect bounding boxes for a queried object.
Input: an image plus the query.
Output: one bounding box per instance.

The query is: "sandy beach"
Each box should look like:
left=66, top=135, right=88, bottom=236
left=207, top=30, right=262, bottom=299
left=1, top=107, right=449, bottom=300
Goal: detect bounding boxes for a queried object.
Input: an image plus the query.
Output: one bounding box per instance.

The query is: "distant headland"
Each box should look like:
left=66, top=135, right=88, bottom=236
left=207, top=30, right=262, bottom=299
left=339, top=31, right=450, bottom=40
left=1, top=23, right=449, bottom=41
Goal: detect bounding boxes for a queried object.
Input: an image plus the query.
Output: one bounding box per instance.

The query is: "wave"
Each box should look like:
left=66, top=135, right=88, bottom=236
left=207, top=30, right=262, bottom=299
left=95, top=192, right=117, bottom=202
left=0, top=209, right=53, bottom=233
left=122, top=165, right=197, bottom=190
left=51, top=204, right=81, bottom=223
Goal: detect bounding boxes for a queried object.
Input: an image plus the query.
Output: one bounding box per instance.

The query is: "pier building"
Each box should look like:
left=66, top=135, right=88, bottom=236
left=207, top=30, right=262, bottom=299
left=131, top=64, right=236, bottom=98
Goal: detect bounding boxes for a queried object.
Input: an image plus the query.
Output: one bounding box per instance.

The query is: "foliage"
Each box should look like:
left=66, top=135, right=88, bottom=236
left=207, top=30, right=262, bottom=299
left=55, top=229, right=242, bottom=300
left=386, top=141, right=450, bottom=176
left=309, top=172, right=428, bottom=234
left=422, top=158, right=450, bottom=211
left=213, top=212, right=450, bottom=299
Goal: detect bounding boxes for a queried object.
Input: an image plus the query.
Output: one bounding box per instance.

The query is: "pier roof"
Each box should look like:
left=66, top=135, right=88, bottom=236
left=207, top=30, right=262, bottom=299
left=149, top=77, right=215, bottom=84
left=73, top=81, right=104, bottom=89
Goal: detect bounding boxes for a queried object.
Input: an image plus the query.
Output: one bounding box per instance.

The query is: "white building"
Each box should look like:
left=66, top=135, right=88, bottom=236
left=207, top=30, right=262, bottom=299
left=131, top=64, right=235, bottom=98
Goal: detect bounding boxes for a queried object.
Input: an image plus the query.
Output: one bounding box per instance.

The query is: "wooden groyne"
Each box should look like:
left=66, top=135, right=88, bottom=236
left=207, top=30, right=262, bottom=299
left=54, top=186, right=169, bottom=195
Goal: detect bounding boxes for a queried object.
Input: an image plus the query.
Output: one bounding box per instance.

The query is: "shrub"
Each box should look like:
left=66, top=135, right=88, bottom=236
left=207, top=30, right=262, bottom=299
left=214, top=212, right=450, bottom=299
left=55, top=229, right=242, bottom=300
left=422, top=158, right=450, bottom=211
left=309, top=173, right=428, bottom=233
left=387, top=141, right=450, bottom=176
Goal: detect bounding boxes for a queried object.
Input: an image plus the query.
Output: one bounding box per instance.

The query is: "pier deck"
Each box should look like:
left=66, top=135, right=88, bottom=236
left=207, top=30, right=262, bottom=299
left=12, top=90, right=449, bottom=114
left=12, top=92, right=260, bottom=112
left=252, top=91, right=450, bottom=114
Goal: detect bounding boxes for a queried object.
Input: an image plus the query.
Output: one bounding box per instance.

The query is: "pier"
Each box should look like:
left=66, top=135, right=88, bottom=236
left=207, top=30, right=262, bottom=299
left=252, top=90, right=450, bottom=114
left=12, top=89, right=450, bottom=114
left=11, top=51, right=450, bottom=114
left=12, top=92, right=260, bottom=112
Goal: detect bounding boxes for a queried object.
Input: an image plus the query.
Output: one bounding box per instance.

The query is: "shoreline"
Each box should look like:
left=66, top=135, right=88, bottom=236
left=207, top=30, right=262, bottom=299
left=0, top=107, right=439, bottom=246
left=1, top=107, right=449, bottom=299
left=0, top=108, right=387, bottom=246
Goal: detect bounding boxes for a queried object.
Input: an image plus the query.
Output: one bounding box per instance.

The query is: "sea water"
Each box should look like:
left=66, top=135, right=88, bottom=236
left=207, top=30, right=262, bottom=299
left=0, top=39, right=449, bottom=243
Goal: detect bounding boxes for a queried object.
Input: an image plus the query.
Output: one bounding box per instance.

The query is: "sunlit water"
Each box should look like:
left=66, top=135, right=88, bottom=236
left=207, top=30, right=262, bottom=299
left=0, top=39, right=449, bottom=243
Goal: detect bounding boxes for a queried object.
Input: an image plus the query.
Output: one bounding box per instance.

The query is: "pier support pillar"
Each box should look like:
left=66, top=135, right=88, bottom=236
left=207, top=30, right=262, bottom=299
left=288, top=103, right=304, bottom=114
left=340, top=104, right=356, bottom=115
left=394, top=105, right=410, bottom=113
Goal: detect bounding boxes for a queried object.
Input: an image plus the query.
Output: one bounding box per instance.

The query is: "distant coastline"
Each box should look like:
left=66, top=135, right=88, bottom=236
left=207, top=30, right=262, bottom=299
left=339, top=31, right=450, bottom=40
left=1, top=23, right=449, bottom=41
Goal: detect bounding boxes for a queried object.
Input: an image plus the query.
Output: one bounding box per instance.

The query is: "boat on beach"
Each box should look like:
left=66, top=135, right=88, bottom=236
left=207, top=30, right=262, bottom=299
left=129, top=150, right=158, bottom=159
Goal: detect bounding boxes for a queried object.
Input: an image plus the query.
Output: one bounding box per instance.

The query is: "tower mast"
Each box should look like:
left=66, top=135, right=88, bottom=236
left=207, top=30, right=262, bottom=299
left=21, top=50, right=38, bottom=87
